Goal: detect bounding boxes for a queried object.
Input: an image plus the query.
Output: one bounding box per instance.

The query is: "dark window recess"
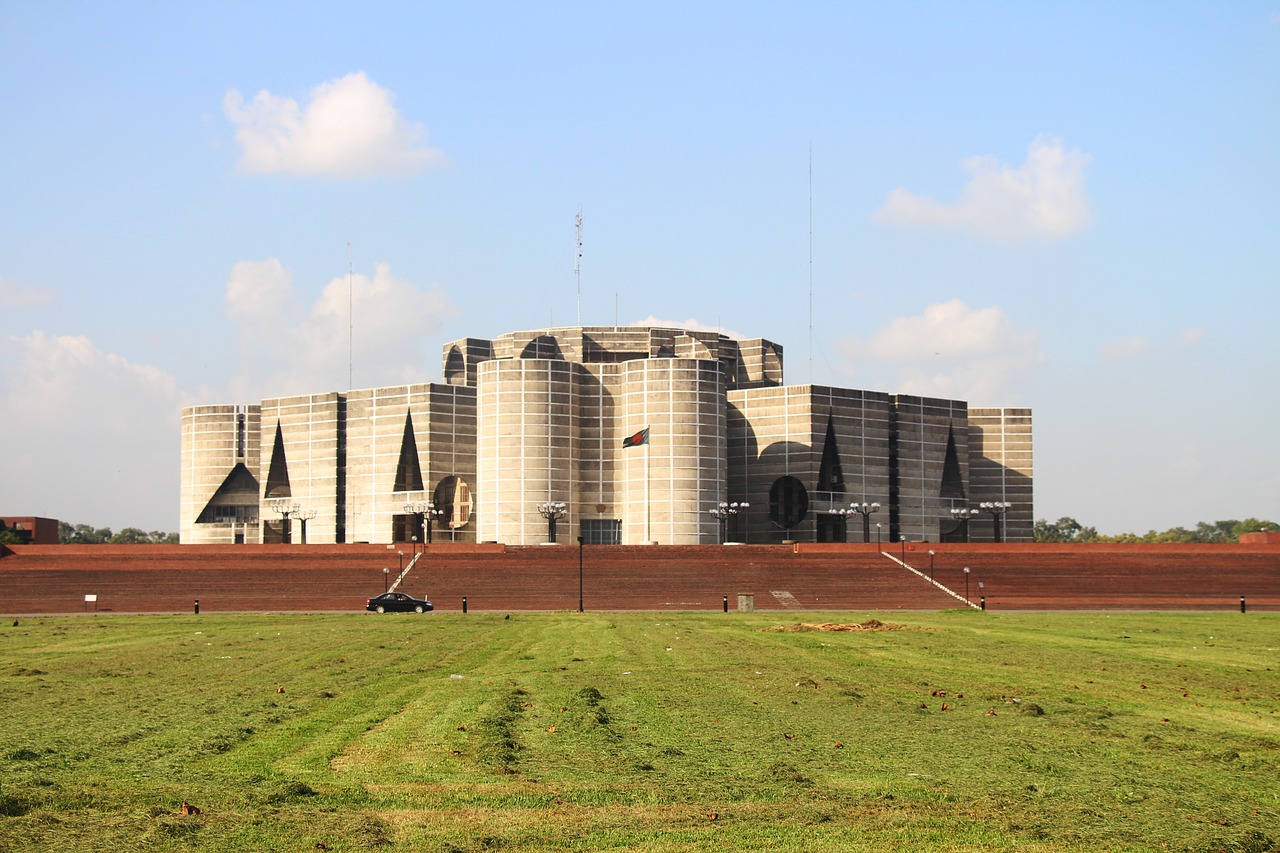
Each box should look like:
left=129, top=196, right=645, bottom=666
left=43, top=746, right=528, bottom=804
left=580, top=519, right=622, bottom=545
left=939, top=424, right=967, bottom=499
left=769, top=476, right=809, bottom=529
left=263, top=422, right=291, bottom=498
left=817, top=413, right=845, bottom=494
left=196, top=463, right=261, bottom=524
left=394, top=412, right=425, bottom=493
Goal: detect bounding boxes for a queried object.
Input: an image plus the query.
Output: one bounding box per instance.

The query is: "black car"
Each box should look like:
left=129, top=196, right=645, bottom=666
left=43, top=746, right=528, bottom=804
left=365, top=592, right=434, bottom=614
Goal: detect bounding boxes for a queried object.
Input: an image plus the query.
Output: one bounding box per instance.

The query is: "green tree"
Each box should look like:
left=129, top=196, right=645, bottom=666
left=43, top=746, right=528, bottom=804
left=0, top=528, right=27, bottom=545
left=1034, top=517, right=1098, bottom=542
left=108, top=527, right=152, bottom=544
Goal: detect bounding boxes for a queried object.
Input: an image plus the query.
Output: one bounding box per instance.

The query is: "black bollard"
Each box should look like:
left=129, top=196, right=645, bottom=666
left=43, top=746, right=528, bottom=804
left=723, top=595, right=729, bottom=613
left=980, top=596, right=986, bottom=611
left=1240, top=596, right=1246, bottom=614
left=194, top=599, right=200, bottom=615
left=462, top=596, right=468, bottom=614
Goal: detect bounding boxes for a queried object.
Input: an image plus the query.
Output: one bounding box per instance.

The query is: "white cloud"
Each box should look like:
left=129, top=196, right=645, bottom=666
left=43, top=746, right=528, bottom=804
left=1098, top=328, right=1207, bottom=360
left=631, top=315, right=747, bottom=340
left=0, top=277, right=54, bottom=307
left=0, top=331, right=185, bottom=528
left=875, top=135, right=1091, bottom=242
left=1098, top=336, right=1152, bottom=360
left=834, top=299, right=1043, bottom=403
left=223, top=72, right=446, bottom=178
left=224, top=258, right=457, bottom=397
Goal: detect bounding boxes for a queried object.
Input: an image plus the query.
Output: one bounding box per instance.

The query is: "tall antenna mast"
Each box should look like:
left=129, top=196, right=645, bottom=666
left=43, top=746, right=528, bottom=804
left=808, top=144, right=813, bottom=384
left=575, top=208, right=583, bottom=326
left=348, top=242, right=353, bottom=390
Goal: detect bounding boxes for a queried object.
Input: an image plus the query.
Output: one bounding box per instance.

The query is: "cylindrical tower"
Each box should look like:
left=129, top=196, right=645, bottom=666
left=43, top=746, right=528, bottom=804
left=476, top=359, right=577, bottom=544
left=620, top=359, right=725, bottom=544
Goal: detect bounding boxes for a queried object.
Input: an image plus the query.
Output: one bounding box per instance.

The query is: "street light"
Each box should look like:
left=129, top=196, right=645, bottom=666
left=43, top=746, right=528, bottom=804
left=268, top=499, right=300, bottom=544
left=830, top=506, right=854, bottom=542
left=405, top=501, right=438, bottom=545
left=537, top=501, right=568, bottom=544
left=295, top=507, right=316, bottom=544
left=850, top=502, right=881, bottom=544
left=980, top=501, right=1013, bottom=543
left=707, top=501, right=749, bottom=544
left=963, top=566, right=970, bottom=603
left=929, top=549, right=936, bottom=582
left=950, top=507, right=980, bottom=542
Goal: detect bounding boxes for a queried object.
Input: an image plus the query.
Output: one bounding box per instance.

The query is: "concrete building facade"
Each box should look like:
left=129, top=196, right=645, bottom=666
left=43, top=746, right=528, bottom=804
left=180, top=326, right=1033, bottom=546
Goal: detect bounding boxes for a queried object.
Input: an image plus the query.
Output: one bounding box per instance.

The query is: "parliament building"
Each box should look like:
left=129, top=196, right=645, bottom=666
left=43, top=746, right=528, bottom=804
left=180, top=325, right=1032, bottom=546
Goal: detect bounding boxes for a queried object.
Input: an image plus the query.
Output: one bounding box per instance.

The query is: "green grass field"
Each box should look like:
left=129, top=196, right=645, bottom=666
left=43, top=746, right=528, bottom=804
left=1, top=611, right=1276, bottom=851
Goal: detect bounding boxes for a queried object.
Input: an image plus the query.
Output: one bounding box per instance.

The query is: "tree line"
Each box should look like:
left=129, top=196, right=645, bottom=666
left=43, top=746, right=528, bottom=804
left=1035, top=517, right=1278, bottom=544
left=57, top=522, right=179, bottom=545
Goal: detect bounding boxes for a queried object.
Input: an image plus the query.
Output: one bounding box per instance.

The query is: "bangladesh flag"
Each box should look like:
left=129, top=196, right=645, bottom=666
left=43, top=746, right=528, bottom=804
left=623, top=427, right=650, bottom=448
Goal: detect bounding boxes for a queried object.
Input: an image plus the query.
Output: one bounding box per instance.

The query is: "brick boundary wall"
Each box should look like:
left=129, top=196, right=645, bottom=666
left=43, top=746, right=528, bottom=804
left=2, top=542, right=1277, bottom=614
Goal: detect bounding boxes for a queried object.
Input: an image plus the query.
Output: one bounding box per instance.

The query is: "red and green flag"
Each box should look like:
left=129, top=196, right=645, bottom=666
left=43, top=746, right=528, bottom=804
left=623, top=427, right=650, bottom=448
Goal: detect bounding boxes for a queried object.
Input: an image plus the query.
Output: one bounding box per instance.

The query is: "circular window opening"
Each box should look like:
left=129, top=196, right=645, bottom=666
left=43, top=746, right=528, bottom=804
left=433, top=476, right=473, bottom=529
left=769, top=476, right=809, bottom=529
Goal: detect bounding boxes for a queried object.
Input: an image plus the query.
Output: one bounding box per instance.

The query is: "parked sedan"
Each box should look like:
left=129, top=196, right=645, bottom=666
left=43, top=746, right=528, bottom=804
left=365, top=592, right=434, bottom=614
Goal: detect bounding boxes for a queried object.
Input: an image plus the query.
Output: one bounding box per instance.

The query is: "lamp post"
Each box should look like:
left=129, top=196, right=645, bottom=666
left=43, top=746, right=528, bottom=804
left=708, top=501, right=748, bottom=544
left=383, top=567, right=389, bottom=593
left=577, top=535, right=584, bottom=613
left=826, top=506, right=853, bottom=543
left=899, top=534, right=906, bottom=564
left=295, top=507, right=316, bottom=544
left=875, top=522, right=882, bottom=550
left=963, top=566, right=970, bottom=603
left=950, top=507, right=980, bottom=542
left=980, top=501, right=1013, bottom=543
left=537, top=501, right=567, bottom=544
left=268, top=499, right=300, bottom=544
left=850, top=502, right=881, bottom=544
left=411, top=534, right=418, bottom=556
left=405, top=501, right=435, bottom=545
left=397, top=550, right=403, bottom=574
left=929, top=549, right=936, bottom=582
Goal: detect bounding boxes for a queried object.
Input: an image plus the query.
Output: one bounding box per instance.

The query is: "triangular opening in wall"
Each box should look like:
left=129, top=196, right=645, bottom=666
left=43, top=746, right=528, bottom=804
left=394, top=412, right=425, bottom=493
left=940, top=424, right=966, bottom=499
left=196, top=463, right=261, bottom=523
left=264, top=422, right=292, bottom=498
left=817, top=413, right=845, bottom=494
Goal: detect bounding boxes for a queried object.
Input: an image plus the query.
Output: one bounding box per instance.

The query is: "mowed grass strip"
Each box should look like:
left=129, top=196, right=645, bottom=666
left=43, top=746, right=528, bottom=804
left=1, top=611, right=1276, bottom=851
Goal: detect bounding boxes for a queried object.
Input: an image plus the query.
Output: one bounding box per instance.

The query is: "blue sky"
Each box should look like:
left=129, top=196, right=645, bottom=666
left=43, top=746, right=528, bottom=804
left=2, top=2, right=1277, bottom=534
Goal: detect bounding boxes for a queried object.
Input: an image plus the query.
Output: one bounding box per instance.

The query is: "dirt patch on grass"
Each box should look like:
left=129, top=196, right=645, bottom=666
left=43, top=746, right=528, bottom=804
left=763, top=619, right=907, bottom=633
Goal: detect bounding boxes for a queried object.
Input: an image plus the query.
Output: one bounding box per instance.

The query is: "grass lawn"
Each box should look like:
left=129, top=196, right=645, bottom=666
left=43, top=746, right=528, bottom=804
left=1, top=610, right=1276, bottom=851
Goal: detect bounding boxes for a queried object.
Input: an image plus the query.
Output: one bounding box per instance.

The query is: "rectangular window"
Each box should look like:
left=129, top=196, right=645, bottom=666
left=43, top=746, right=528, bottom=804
left=580, top=519, right=622, bottom=545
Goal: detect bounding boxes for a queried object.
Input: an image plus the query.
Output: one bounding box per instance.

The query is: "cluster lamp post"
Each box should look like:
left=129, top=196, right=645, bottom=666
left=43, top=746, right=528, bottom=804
left=950, top=507, right=980, bottom=542
left=707, top=501, right=749, bottom=544
left=268, top=499, right=301, bottom=544
left=537, top=501, right=568, bottom=544
left=405, top=501, right=441, bottom=545
left=295, top=508, right=316, bottom=544
left=981, top=501, right=1013, bottom=543
left=850, top=501, right=881, bottom=544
